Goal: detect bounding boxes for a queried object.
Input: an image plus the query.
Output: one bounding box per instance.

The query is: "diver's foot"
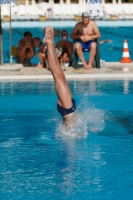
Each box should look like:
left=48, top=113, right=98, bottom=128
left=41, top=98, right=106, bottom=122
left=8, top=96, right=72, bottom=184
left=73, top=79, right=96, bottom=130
left=43, top=26, right=54, bottom=45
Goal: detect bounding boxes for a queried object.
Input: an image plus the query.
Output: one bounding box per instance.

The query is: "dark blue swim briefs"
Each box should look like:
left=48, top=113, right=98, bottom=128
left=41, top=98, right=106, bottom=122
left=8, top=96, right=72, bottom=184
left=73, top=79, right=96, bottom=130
left=57, top=98, right=76, bottom=117
left=79, top=40, right=97, bottom=51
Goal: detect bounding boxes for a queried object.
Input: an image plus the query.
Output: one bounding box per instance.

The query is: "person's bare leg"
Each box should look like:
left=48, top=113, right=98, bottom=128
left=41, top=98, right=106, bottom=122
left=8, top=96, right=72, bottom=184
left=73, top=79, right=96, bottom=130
left=88, top=42, right=96, bottom=68
left=43, top=27, right=75, bottom=122
left=25, top=52, right=33, bottom=66
left=20, top=55, right=25, bottom=67
left=28, top=59, right=32, bottom=66
left=75, top=43, right=90, bottom=69
left=37, top=51, right=46, bottom=68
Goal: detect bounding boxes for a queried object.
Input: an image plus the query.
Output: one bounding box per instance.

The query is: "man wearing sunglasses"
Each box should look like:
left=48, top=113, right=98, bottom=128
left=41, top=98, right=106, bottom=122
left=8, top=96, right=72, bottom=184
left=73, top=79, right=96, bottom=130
left=71, top=12, right=100, bottom=70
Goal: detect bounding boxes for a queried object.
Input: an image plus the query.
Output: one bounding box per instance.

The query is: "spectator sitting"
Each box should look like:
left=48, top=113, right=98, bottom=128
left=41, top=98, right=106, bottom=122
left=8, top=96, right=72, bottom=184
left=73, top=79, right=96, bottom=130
left=71, top=12, right=100, bottom=70
left=17, top=31, right=34, bottom=67
left=56, top=30, right=74, bottom=69
left=32, top=37, right=47, bottom=68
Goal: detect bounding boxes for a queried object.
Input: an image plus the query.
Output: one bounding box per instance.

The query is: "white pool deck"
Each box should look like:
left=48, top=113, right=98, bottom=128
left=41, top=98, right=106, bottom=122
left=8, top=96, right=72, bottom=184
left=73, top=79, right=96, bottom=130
left=3, top=20, right=133, bottom=28
left=0, top=62, right=133, bottom=81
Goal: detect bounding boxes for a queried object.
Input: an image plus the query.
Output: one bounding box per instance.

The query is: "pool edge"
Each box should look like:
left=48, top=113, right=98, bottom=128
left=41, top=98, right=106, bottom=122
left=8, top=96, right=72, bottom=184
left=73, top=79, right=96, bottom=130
left=0, top=74, right=133, bottom=81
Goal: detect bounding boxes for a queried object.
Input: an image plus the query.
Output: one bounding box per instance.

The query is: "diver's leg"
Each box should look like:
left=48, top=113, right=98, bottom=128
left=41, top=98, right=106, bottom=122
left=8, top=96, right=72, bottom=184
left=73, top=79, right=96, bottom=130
left=44, top=27, right=73, bottom=109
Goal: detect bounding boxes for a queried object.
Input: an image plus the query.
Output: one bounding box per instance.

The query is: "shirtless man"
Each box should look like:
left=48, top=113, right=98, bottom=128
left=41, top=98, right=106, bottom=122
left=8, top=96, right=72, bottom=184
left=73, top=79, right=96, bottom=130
left=71, top=12, right=100, bottom=69
left=44, top=26, right=76, bottom=125
left=17, top=31, right=34, bottom=67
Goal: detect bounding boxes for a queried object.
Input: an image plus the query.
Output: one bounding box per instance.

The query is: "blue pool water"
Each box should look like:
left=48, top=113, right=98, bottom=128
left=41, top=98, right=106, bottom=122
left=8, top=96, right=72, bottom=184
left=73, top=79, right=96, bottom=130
left=0, top=80, right=133, bottom=200
left=3, top=26, right=133, bottom=63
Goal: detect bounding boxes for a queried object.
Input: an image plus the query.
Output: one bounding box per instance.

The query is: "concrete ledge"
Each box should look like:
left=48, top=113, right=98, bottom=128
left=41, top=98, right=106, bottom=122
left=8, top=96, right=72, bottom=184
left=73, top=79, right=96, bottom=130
left=0, top=64, right=22, bottom=71
left=0, top=74, right=133, bottom=81
left=0, top=62, right=133, bottom=81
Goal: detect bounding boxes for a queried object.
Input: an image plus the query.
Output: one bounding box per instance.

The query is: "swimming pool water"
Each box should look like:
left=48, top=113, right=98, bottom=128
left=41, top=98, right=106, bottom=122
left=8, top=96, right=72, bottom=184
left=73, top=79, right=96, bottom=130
left=3, top=26, right=133, bottom=63
left=0, top=80, right=133, bottom=200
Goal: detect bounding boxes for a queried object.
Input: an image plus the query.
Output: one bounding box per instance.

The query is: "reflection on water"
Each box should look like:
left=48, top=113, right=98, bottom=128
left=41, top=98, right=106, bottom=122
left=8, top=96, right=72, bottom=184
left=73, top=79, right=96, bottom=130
left=123, top=79, right=129, bottom=94
left=0, top=82, right=56, bottom=96
left=1, top=80, right=133, bottom=96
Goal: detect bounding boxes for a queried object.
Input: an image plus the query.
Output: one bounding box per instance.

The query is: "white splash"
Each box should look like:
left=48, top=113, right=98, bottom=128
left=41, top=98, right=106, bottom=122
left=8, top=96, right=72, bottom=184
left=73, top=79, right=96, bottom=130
left=55, top=108, right=105, bottom=140
left=55, top=91, right=105, bottom=140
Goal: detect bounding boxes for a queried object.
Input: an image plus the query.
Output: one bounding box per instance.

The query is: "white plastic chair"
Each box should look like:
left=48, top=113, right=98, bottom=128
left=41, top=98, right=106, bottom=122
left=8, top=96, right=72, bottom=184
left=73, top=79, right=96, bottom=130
left=64, top=5, right=74, bottom=19
left=17, top=5, right=26, bottom=16
left=53, top=4, right=61, bottom=19
left=36, top=2, right=49, bottom=15
left=71, top=4, right=79, bottom=16
left=1, top=6, right=10, bottom=17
